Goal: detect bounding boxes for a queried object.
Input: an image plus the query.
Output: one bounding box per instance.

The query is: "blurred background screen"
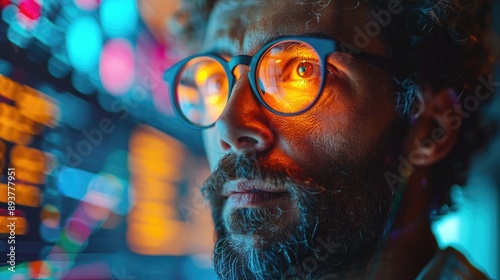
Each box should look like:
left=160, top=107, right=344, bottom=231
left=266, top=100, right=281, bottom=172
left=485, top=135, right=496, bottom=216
left=0, top=0, right=498, bottom=279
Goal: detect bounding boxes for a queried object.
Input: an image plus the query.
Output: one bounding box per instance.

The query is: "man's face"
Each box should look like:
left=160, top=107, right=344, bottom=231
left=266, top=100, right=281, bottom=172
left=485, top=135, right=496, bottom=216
left=200, top=0, right=406, bottom=278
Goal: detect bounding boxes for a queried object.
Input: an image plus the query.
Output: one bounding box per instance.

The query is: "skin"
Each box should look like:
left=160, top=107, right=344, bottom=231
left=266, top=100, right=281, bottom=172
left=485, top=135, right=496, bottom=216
left=196, top=0, right=468, bottom=278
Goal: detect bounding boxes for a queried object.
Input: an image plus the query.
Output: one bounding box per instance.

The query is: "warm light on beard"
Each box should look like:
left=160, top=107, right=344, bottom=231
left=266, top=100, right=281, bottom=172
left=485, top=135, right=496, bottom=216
left=202, top=148, right=400, bottom=279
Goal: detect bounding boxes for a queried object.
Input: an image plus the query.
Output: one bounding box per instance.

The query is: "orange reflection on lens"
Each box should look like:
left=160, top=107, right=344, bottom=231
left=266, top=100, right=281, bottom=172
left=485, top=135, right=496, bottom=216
left=258, top=41, right=321, bottom=114
left=176, top=57, right=228, bottom=126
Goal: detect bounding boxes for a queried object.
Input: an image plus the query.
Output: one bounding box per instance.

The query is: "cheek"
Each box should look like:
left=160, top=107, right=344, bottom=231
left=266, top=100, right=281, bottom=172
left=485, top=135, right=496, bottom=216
left=273, top=82, right=375, bottom=169
left=274, top=112, right=354, bottom=175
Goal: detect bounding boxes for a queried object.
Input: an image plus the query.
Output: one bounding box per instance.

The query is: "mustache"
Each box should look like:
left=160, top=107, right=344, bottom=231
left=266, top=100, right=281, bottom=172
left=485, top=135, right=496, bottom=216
left=201, top=152, right=325, bottom=200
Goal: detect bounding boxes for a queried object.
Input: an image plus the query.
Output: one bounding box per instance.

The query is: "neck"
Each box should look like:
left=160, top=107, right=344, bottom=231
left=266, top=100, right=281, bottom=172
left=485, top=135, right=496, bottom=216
left=366, top=167, right=439, bottom=279
left=366, top=218, right=439, bottom=279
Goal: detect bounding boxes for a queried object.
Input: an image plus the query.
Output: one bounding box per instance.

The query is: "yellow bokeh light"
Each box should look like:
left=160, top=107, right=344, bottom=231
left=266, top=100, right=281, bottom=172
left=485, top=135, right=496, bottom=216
left=0, top=183, right=8, bottom=203
left=0, top=75, right=19, bottom=101
left=0, top=183, right=40, bottom=207
left=0, top=215, right=28, bottom=235
left=127, top=125, right=188, bottom=256
left=206, top=94, right=222, bottom=105
left=11, top=145, right=47, bottom=172
left=17, top=183, right=41, bottom=207
left=196, top=70, right=209, bottom=84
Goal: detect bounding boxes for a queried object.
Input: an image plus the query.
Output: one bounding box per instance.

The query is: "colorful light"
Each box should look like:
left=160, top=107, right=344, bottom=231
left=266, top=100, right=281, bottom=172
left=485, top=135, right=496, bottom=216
left=0, top=0, right=11, bottom=8
left=14, top=0, right=41, bottom=30
left=74, top=0, right=100, bottom=11
left=18, top=0, right=41, bottom=20
left=41, top=204, right=60, bottom=228
left=127, top=125, right=189, bottom=255
left=136, top=32, right=175, bottom=116
left=100, top=0, right=137, bottom=37
left=66, top=17, right=102, bottom=72
left=66, top=217, right=91, bottom=244
left=28, top=261, right=51, bottom=279
left=39, top=224, right=61, bottom=243
left=57, top=167, right=93, bottom=200
left=99, top=39, right=135, bottom=96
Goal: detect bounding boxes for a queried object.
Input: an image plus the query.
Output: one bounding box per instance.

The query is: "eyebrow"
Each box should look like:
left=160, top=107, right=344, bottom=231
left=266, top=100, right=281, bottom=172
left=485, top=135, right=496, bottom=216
left=262, top=32, right=360, bottom=66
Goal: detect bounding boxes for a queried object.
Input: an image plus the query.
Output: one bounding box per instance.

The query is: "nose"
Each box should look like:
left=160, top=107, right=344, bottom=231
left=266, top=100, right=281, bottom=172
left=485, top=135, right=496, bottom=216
left=215, top=65, right=274, bottom=153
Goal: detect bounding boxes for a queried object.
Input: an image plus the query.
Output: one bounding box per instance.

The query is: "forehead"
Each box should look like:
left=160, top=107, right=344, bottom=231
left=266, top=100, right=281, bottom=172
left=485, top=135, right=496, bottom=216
left=202, top=0, right=387, bottom=56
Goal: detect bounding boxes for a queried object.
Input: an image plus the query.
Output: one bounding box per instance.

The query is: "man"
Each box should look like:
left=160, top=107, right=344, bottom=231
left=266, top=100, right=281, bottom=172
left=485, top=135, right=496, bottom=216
left=164, top=0, right=495, bottom=278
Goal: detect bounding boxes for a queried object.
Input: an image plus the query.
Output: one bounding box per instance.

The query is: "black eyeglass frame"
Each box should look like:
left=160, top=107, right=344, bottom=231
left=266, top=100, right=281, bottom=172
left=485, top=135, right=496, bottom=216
left=164, top=36, right=402, bottom=130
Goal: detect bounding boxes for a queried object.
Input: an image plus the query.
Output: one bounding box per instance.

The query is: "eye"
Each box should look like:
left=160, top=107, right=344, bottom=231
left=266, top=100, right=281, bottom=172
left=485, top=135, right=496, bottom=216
left=286, top=59, right=321, bottom=83
left=296, top=62, right=314, bottom=78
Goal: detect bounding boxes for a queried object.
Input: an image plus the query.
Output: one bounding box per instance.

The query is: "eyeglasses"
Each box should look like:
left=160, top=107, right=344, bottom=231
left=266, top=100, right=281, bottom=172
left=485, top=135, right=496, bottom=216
left=164, top=36, right=401, bottom=129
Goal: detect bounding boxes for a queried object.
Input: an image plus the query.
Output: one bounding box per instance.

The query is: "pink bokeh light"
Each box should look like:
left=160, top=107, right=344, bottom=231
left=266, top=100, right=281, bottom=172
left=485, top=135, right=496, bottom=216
left=18, top=0, right=41, bottom=20
left=99, top=39, right=135, bottom=96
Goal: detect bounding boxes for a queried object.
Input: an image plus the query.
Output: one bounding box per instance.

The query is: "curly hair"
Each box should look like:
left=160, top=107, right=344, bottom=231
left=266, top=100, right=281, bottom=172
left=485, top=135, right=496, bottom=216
left=169, top=0, right=497, bottom=217
left=365, top=0, right=496, bottom=217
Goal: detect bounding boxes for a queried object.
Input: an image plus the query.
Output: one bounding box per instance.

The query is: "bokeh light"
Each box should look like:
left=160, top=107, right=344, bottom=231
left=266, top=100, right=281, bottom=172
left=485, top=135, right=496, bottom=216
left=99, top=39, right=135, bottom=96
left=74, top=0, right=100, bottom=11
left=66, top=17, right=102, bottom=73
left=16, top=0, right=42, bottom=30
left=100, top=0, right=137, bottom=37
left=66, top=217, right=91, bottom=244
left=41, top=204, right=61, bottom=228
left=18, top=0, right=41, bottom=20
left=0, top=0, right=11, bottom=8
left=40, top=224, right=62, bottom=243
left=57, top=167, right=93, bottom=200
left=28, top=261, right=51, bottom=279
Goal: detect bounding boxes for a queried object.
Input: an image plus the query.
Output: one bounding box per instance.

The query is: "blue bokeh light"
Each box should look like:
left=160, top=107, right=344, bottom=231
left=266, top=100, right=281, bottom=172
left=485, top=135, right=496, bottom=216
left=57, top=167, right=94, bottom=200
left=66, top=17, right=102, bottom=72
left=100, top=0, right=137, bottom=37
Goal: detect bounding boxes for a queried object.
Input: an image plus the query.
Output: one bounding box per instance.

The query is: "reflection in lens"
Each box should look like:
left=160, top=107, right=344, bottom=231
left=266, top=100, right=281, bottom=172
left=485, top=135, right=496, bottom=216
left=257, top=41, right=322, bottom=114
left=175, top=57, right=228, bottom=127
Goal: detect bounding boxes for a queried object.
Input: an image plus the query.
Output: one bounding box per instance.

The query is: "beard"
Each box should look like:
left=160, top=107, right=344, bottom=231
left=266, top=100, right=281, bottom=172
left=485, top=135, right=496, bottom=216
left=201, top=129, right=404, bottom=279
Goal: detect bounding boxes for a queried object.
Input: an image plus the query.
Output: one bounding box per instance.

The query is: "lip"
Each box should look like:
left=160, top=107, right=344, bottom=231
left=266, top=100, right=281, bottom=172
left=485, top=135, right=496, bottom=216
left=222, top=179, right=289, bottom=208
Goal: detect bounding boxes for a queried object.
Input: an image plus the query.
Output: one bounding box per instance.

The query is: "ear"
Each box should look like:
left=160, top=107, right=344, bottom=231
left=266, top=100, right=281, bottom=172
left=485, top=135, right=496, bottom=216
left=406, top=85, right=461, bottom=167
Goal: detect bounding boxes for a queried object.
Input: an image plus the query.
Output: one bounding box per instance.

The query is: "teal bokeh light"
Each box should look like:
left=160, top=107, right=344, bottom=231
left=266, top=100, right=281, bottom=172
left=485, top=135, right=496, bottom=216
left=100, top=0, right=137, bottom=37
left=66, top=17, right=102, bottom=72
left=57, top=167, right=94, bottom=200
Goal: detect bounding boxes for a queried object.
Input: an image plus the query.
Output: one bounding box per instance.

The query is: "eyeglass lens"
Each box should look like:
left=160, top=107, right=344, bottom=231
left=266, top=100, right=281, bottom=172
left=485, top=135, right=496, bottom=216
left=174, top=40, right=323, bottom=127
